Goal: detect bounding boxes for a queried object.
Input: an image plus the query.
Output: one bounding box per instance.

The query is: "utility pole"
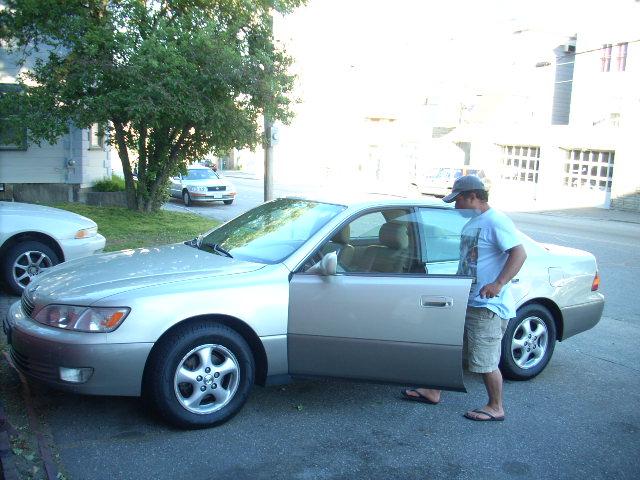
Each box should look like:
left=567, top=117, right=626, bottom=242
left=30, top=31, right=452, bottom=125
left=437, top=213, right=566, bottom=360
left=264, top=119, right=274, bottom=202
left=263, top=10, right=274, bottom=202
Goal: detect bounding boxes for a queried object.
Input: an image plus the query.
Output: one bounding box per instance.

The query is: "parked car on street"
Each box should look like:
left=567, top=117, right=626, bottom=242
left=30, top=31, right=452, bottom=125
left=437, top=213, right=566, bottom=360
left=3, top=196, right=604, bottom=428
left=413, top=166, right=489, bottom=197
left=0, top=202, right=106, bottom=295
left=169, top=165, right=236, bottom=206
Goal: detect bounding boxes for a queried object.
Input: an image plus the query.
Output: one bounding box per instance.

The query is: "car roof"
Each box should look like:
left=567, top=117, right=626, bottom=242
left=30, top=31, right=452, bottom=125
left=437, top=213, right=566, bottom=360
left=279, top=192, right=454, bottom=210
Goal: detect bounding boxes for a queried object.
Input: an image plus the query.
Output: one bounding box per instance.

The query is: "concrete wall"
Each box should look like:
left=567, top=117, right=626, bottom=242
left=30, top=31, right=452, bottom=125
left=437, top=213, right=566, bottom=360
left=1, top=183, right=79, bottom=204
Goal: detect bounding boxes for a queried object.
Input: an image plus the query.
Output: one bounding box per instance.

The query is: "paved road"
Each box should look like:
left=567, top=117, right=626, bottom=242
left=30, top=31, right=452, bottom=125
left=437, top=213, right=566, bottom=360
left=1, top=178, right=639, bottom=479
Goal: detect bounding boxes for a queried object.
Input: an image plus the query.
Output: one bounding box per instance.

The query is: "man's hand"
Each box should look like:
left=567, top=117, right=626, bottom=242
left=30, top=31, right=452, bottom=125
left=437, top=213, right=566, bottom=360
left=479, top=281, right=503, bottom=299
left=480, top=245, right=527, bottom=299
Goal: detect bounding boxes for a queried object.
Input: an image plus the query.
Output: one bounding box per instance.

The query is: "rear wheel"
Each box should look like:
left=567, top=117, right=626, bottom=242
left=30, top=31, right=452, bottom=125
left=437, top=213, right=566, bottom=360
left=223, top=199, right=234, bottom=205
left=182, top=190, right=192, bottom=206
left=1, top=241, right=59, bottom=295
left=144, top=322, right=255, bottom=429
left=500, top=304, right=556, bottom=380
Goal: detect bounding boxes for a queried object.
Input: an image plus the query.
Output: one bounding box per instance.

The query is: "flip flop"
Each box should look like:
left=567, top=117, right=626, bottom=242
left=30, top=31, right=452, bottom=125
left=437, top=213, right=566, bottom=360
left=400, top=389, right=439, bottom=405
left=463, top=409, right=505, bottom=422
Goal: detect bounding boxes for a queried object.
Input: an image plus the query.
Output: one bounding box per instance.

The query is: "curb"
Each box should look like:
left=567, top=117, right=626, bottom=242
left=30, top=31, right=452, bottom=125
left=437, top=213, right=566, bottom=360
left=2, top=351, right=61, bottom=480
left=0, top=399, right=19, bottom=480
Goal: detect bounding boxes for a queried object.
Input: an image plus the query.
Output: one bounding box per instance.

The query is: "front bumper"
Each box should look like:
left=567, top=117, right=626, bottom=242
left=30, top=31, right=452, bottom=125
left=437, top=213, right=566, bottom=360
left=4, top=300, right=152, bottom=396
left=189, top=192, right=236, bottom=202
left=560, top=295, right=605, bottom=340
left=60, top=233, right=106, bottom=260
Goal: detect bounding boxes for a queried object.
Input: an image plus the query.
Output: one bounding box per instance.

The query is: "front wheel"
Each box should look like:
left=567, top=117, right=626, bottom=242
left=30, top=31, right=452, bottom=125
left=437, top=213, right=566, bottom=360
left=499, top=304, right=557, bottom=381
left=182, top=190, right=192, bottom=206
left=1, top=241, right=60, bottom=295
left=144, top=322, right=255, bottom=429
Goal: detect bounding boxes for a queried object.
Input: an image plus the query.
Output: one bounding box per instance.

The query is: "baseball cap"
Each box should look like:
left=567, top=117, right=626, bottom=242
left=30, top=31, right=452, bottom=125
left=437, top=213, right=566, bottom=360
left=442, top=175, right=487, bottom=203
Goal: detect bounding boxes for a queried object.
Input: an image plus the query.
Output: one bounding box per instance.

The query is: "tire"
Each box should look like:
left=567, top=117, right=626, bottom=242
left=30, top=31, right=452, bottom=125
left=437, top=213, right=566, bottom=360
left=223, top=199, right=234, bottom=205
left=1, top=241, right=60, bottom=295
left=144, top=322, right=255, bottom=429
left=500, top=303, right=557, bottom=381
left=182, top=190, right=192, bottom=206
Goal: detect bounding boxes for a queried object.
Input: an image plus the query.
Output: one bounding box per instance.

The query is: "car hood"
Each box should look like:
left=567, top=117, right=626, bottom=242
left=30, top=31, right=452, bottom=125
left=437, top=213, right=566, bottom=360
left=0, top=201, right=97, bottom=226
left=29, top=243, right=265, bottom=304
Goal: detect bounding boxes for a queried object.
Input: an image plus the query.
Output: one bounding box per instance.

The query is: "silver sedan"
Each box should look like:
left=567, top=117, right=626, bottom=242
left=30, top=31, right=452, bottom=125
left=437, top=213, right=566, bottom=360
left=3, top=196, right=604, bottom=428
left=168, top=165, right=236, bottom=206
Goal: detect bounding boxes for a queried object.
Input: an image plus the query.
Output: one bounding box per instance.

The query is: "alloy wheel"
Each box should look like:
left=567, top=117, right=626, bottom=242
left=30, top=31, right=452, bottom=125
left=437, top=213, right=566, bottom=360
left=13, top=250, right=54, bottom=290
left=173, top=344, right=240, bottom=415
left=510, top=315, right=549, bottom=369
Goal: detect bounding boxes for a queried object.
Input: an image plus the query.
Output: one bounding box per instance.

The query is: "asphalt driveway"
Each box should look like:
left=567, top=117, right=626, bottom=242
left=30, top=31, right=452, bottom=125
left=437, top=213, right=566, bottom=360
left=1, top=204, right=639, bottom=479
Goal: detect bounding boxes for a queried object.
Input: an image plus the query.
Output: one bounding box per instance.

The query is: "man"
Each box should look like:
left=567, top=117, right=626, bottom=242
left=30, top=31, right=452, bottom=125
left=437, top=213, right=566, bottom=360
left=402, top=175, right=527, bottom=421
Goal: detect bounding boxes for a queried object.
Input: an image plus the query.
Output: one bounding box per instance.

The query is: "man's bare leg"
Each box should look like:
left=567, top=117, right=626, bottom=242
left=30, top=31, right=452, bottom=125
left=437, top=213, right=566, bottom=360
left=465, top=369, right=505, bottom=419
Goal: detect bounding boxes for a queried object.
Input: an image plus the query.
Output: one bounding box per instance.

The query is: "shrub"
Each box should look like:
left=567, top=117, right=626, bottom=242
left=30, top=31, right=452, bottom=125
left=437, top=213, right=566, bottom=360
left=93, top=174, right=126, bottom=192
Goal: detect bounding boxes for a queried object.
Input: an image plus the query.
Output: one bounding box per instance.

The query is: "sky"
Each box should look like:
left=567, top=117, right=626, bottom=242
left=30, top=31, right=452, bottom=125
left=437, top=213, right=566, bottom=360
left=274, top=0, right=640, bottom=111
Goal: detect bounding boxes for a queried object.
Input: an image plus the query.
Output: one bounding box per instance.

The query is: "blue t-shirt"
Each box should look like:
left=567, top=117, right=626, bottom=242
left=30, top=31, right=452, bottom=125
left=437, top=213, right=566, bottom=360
left=457, top=208, right=523, bottom=319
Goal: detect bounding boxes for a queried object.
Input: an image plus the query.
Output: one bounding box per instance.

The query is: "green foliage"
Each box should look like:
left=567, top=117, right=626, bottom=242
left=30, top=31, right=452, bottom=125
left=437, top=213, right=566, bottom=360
left=0, top=0, right=306, bottom=211
left=93, top=174, right=126, bottom=192
left=52, top=202, right=218, bottom=252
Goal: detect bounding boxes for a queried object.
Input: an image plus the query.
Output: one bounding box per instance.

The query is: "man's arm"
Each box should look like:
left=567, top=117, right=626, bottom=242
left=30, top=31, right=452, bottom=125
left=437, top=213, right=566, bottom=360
left=479, top=244, right=527, bottom=299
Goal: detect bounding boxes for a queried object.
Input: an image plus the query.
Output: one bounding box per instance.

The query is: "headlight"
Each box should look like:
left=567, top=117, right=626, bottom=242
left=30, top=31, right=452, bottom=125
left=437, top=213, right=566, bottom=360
left=188, top=185, right=207, bottom=192
left=75, top=226, right=98, bottom=239
left=34, top=305, right=130, bottom=332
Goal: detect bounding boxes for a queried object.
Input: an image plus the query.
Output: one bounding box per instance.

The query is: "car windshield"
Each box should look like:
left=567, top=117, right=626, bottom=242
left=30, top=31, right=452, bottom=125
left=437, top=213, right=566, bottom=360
left=199, top=198, right=346, bottom=264
left=185, top=169, right=219, bottom=180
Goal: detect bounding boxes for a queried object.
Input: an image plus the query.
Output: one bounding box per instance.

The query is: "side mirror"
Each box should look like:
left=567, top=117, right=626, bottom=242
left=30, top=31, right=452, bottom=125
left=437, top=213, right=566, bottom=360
left=307, top=251, right=337, bottom=276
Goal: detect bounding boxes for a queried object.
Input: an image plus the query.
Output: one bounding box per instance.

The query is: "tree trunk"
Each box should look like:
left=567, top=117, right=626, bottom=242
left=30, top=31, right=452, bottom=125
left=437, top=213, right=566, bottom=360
left=112, top=121, right=137, bottom=210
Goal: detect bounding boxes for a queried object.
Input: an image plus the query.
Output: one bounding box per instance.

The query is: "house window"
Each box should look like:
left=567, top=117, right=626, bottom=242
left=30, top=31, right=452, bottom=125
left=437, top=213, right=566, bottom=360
left=498, top=145, right=540, bottom=183
left=600, top=44, right=612, bottom=72
left=562, top=149, right=614, bottom=191
left=0, top=83, right=27, bottom=150
left=89, top=123, right=105, bottom=149
left=616, top=42, right=628, bottom=72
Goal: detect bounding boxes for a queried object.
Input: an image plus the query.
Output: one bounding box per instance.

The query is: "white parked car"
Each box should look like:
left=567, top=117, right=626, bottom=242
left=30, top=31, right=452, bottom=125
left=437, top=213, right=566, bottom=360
left=0, top=202, right=106, bottom=295
left=414, top=166, right=489, bottom=197
left=169, top=165, right=237, bottom=206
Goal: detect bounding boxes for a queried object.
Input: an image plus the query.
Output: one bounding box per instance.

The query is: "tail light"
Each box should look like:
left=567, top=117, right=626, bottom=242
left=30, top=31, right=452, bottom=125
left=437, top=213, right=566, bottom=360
left=591, top=271, right=600, bottom=291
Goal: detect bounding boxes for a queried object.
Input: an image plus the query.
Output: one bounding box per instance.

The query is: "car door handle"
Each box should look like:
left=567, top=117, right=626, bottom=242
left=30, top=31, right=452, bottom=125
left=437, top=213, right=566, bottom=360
left=420, top=296, right=453, bottom=308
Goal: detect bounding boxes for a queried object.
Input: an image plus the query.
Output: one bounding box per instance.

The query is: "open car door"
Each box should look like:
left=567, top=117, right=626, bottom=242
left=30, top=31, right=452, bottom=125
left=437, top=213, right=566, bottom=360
left=287, top=207, right=474, bottom=391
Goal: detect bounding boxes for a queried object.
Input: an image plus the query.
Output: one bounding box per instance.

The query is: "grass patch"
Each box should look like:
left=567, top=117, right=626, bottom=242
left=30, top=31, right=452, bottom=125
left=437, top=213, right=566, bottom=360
left=52, top=203, right=219, bottom=252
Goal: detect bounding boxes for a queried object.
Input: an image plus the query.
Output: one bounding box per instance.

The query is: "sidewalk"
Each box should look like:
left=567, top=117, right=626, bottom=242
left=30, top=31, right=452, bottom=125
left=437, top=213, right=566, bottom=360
left=219, top=170, right=259, bottom=180
left=222, top=169, right=640, bottom=224
left=522, top=206, right=640, bottom=224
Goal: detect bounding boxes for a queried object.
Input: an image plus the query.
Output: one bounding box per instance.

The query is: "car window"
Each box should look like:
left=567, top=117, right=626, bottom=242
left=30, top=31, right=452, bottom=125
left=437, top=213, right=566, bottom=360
left=185, top=169, right=219, bottom=180
left=306, top=209, right=423, bottom=275
left=417, top=207, right=475, bottom=275
left=201, top=198, right=346, bottom=264
left=348, top=211, right=386, bottom=239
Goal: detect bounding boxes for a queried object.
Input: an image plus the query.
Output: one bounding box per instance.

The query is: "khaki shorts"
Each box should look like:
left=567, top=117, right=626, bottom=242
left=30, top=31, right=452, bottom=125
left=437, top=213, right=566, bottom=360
left=463, top=306, right=507, bottom=374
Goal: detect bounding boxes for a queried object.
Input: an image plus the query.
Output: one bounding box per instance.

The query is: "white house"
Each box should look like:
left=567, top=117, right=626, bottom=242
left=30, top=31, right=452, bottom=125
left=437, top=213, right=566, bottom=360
left=0, top=47, right=111, bottom=203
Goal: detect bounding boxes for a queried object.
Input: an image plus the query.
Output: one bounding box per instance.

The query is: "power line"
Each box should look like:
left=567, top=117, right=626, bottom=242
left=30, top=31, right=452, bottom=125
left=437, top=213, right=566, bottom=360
left=557, top=38, right=640, bottom=60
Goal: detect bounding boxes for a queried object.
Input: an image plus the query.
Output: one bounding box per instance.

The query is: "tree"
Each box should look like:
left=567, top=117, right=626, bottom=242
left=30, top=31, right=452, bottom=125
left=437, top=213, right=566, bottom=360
left=0, top=0, right=304, bottom=211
